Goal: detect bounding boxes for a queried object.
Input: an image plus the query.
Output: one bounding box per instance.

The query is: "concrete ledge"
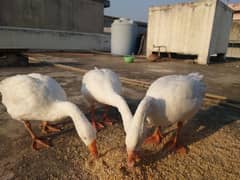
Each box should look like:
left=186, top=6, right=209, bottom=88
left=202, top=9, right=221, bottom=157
left=0, top=26, right=110, bottom=52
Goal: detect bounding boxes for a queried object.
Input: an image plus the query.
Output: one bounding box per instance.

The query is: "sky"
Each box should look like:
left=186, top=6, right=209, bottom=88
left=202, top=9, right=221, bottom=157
left=104, top=0, right=240, bottom=22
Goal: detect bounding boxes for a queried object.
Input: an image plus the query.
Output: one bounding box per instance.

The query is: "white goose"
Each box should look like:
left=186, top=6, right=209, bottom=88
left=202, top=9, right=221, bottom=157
left=81, top=68, right=132, bottom=133
left=126, top=73, right=206, bottom=166
left=0, top=73, right=97, bottom=157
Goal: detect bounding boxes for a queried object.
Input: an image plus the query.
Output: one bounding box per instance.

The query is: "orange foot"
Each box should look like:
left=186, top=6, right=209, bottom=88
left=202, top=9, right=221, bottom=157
left=175, top=145, right=187, bottom=154
left=103, top=117, right=113, bottom=126
left=144, top=134, right=162, bottom=145
left=40, top=122, right=61, bottom=134
left=144, top=128, right=162, bottom=145
left=32, top=138, right=50, bottom=150
left=127, top=151, right=141, bottom=168
left=163, top=139, right=187, bottom=155
left=91, top=120, right=105, bottom=131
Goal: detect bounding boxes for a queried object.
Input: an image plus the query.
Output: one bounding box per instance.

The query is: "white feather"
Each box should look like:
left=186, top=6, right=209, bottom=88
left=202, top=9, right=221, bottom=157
left=0, top=73, right=96, bottom=146
left=81, top=68, right=133, bottom=133
left=126, top=73, right=206, bottom=151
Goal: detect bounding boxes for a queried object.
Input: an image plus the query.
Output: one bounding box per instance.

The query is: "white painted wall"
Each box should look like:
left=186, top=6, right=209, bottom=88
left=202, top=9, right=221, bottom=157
left=227, top=21, right=240, bottom=58
left=0, top=26, right=110, bottom=52
left=147, top=0, right=232, bottom=64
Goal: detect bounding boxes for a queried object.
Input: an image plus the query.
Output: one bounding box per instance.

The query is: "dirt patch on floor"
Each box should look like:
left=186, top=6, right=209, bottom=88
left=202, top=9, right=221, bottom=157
left=1, top=105, right=239, bottom=179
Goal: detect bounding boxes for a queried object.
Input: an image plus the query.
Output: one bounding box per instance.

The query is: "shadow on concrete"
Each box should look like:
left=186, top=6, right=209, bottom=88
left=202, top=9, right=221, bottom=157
left=209, top=57, right=240, bottom=64
left=35, top=96, right=240, bottom=167
left=111, top=97, right=240, bottom=167
left=135, top=104, right=240, bottom=167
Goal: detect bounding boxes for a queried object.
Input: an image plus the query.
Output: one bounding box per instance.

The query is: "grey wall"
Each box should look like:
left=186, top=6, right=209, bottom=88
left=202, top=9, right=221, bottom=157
left=0, top=0, right=104, bottom=33
left=209, top=0, right=233, bottom=55
left=0, top=26, right=110, bottom=51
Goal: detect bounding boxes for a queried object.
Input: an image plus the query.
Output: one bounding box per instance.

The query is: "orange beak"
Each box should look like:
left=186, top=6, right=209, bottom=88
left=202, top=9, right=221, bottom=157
left=127, top=150, right=140, bottom=167
left=88, top=139, right=98, bottom=158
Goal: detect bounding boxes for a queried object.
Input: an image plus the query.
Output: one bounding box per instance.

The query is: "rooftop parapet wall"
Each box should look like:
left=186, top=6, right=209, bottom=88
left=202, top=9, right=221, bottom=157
left=0, top=0, right=104, bottom=33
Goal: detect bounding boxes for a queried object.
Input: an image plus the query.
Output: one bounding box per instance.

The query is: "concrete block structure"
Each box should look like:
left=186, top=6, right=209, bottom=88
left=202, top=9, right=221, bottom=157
left=227, top=21, right=240, bottom=58
left=227, top=3, right=240, bottom=58
left=147, top=0, right=233, bottom=64
left=0, top=0, right=106, bottom=33
left=0, top=26, right=110, bottom=52
left=0, top=0, right=111, bottom=52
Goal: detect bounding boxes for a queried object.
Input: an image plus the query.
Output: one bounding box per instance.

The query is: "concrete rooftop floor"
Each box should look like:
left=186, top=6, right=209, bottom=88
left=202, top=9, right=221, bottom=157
left=0, top=53, right=240, bottom=179
left=32, top=52, right=240, bottom=100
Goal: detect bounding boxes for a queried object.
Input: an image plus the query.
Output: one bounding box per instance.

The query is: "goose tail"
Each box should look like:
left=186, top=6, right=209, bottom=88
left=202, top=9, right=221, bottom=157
left=188, top=72, right=204, bottom=81
left=188, top=73, right=206, bottom=97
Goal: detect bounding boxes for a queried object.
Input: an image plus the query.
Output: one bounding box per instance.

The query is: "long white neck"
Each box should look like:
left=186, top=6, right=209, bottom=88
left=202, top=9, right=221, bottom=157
left=125, top=96, right=153, bottom=151
left=53, top=101, right=96, bottom=145
left=108, top=94, right=133, bottom=133
left=132, top=96, right=153, bottom=130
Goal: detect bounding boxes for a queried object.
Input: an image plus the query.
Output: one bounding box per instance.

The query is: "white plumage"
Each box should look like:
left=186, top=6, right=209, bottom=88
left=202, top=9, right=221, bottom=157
left=0, top=73, right=97, bottom=156
left=0, top=73, right=66, bottom=121
left=81, top=67, right=132, bottom=133
left=126, top=73, right=206, bottom=166
left=145, top=72, right=205, bottom=128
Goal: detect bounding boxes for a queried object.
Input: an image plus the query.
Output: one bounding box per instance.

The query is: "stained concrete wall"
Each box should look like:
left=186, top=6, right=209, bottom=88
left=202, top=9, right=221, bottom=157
left=0, top=0, right=104, bottom=33
left=227, top=21, right=240, bottom=58
left=229, top=21, right=240, bottom=41
left=0, top=26, right=110, bottom=52
left=147, top=0, right=232, bottom=64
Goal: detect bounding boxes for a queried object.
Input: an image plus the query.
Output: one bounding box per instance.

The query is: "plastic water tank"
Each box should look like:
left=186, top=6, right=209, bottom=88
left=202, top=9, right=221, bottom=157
left=111, top=18, right=138, bottom=56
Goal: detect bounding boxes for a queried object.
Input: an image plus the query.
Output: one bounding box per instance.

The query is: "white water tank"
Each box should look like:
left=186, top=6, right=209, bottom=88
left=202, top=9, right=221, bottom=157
left=111, top=18, right=138, bottom=55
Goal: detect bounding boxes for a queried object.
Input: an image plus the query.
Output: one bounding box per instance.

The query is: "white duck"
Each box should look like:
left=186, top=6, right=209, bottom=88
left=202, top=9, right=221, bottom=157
left=0, top=73, right=97, bottom=157
left=81, top=67, right=132, bottom=132
left=126, top=73, right=206, bottom=166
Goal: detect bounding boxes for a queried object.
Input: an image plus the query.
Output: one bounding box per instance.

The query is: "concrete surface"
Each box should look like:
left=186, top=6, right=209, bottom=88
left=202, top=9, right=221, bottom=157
left=0, top=0, right=104, bottom=33
left=0, top=26, right=110, bottom=52
left=227, top=21, right=240, bottom=58
left=229, top=3, right=240, bottom=21
left=147, top=0, right=232, bottom=64
left=0, top=53, right=239, bottom=179
left=32, top=53, right=240, bottom=101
